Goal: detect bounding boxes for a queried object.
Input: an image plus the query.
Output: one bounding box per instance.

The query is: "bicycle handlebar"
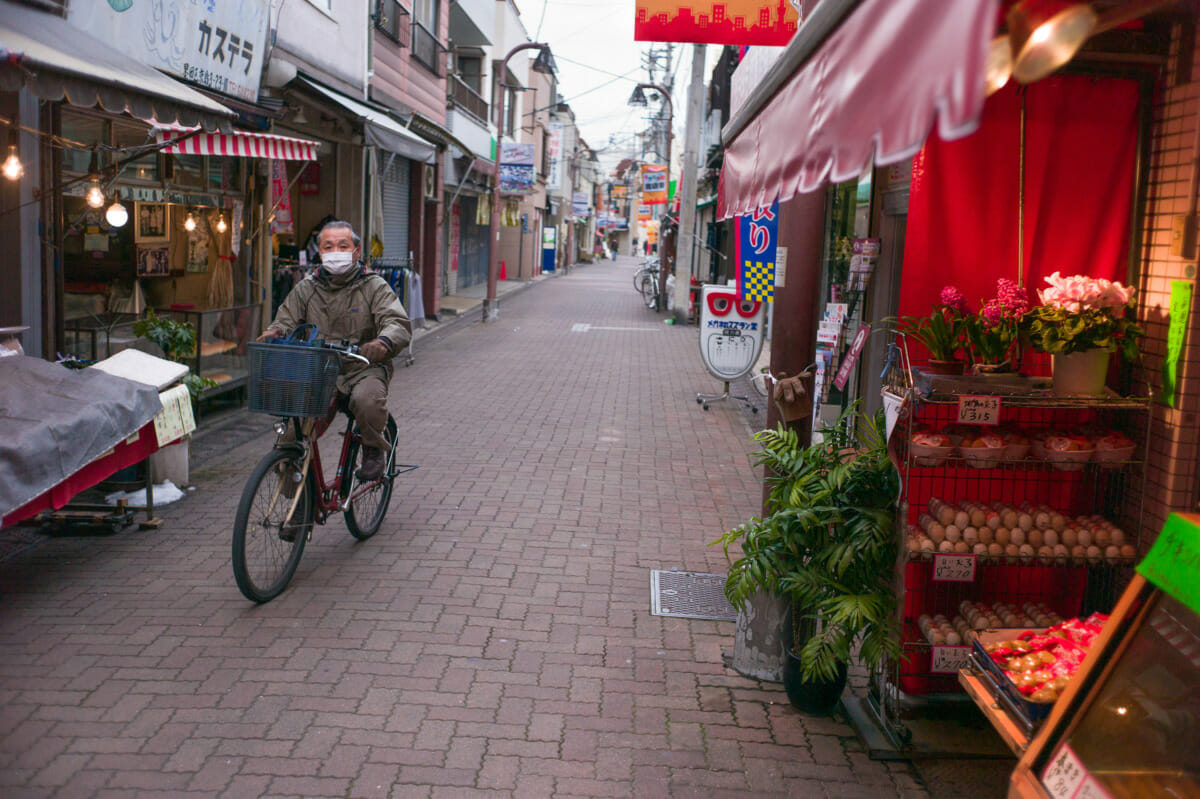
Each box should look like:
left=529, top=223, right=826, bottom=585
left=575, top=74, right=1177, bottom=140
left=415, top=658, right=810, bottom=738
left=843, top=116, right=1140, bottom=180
left=323, top=341, right=370, bottom=365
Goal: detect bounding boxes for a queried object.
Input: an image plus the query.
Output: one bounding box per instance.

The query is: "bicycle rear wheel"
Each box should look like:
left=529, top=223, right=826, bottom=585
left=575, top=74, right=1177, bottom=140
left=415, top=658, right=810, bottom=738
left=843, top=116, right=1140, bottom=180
left=232, top=448, right=313, bottom=602
left=343, top=415, right=397, bottom=540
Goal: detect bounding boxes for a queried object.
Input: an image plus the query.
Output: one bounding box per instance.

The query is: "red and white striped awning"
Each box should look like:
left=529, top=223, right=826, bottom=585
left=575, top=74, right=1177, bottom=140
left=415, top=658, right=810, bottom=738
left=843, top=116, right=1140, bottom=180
left=153, top=128, right=320, bottom=161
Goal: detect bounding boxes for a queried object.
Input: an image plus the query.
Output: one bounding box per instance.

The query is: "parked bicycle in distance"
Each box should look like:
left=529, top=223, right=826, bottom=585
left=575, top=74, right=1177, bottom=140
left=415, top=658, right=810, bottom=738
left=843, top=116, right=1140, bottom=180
left=633, top=257, right=663, bottom=311
left=231, top=330, right=414, bottom=603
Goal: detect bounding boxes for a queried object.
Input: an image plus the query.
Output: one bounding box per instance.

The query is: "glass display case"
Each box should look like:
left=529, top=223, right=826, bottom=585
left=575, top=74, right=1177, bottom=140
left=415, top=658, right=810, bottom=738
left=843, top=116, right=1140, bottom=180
left=63, top=312, right=141, bottom=362
left=158, top=305, right=261, bottom=398
left=965, top=511, right=1200, bottom=798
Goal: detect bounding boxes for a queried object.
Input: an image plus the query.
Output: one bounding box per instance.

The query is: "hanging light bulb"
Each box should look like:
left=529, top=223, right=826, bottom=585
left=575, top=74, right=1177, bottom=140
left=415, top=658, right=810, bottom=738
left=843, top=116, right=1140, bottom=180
left=2, top=130, right=22, bottom=181
left=1007, top=0, right=1097, bottom=84
left=85, top=150, right=105, bottom=208
left=105, top=199, right=128, bottom=228
left=184, top=211, right=196, bottom=232
left=216, top=214, right=227, bottom=233
left=85, top=177, right=105, bottom=208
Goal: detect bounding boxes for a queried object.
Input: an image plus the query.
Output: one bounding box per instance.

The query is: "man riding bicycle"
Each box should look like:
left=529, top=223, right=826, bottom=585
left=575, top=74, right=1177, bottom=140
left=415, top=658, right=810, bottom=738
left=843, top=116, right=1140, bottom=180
left=258, top=220, right=411, bottom=481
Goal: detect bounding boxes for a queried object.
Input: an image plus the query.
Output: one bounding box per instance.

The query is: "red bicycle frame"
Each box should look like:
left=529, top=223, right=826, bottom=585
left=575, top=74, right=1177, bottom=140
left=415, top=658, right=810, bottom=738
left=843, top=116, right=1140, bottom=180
left=288, top=398, right=376, bottom=522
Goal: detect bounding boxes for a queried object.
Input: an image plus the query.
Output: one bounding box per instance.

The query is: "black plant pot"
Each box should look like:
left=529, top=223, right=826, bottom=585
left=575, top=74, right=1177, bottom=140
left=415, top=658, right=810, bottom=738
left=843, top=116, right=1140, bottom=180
left=782, top=650, right=848, bottom=715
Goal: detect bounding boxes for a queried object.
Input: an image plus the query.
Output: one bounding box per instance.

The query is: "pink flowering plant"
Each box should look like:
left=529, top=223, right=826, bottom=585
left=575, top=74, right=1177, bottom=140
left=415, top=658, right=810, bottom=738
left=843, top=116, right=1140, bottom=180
left=1022, top=273, right=1143, bottom=361
left=962, top=279, right=1031, bottom=368
left=893, top=285, right=970, bottom=362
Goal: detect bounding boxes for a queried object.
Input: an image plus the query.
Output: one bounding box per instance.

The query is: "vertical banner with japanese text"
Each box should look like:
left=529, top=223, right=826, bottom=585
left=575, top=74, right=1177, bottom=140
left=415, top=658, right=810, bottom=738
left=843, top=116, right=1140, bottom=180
left=547, top=124, right=564, bottom=190
left=736, top=200, right=779, bottom=303
left=270, top=161, right=294, bottom=235
left=641, top=165, right=668, bottom=205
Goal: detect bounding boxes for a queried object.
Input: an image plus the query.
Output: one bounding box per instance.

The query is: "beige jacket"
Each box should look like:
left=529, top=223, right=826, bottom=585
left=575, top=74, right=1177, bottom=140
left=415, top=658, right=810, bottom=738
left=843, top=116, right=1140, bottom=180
left=265, top=267, right=412, bottom=387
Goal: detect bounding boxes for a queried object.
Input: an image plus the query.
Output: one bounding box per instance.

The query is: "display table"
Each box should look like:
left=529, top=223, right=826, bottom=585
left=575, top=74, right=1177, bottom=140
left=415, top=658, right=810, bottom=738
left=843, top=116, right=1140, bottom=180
left=0, top=355, right=194, bottom=531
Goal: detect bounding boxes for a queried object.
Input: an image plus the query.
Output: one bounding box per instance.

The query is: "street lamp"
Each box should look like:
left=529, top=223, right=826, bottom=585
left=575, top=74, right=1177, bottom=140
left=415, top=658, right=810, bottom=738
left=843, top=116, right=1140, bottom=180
left=629, top=83, right=672, bottom=299
left=485, top=41, right=554, bottom=322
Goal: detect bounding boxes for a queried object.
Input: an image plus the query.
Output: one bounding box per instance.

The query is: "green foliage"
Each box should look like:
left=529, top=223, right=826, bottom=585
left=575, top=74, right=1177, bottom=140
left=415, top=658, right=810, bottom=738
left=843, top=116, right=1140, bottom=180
left=1022, top=304, right=1143, bottom=361
left=133, top=311, right=196, bottom=362
left=962, top=312, right=1025, bottom=367
left=132, top=311, right=217, bottom=399
left=892, top=306, right=964, bottom=362
left=714, top=405, right=902, bottom=683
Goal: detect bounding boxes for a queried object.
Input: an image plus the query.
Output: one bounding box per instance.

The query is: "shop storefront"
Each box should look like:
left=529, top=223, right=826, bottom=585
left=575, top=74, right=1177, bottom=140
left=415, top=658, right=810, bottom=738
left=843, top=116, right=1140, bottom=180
left=718, top=0, right=1199, bottom=769
left=0, top=1, right=235, bottom=359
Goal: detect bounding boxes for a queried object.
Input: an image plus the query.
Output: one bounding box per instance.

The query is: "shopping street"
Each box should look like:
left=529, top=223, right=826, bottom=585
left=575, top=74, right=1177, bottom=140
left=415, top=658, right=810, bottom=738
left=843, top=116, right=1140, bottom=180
left=0, top=259, right=934, bottom=798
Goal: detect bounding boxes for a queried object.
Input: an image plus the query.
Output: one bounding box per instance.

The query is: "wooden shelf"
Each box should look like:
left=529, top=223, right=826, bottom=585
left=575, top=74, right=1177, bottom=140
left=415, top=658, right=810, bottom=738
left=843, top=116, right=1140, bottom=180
left=959, top=668, right=1031, bottom=757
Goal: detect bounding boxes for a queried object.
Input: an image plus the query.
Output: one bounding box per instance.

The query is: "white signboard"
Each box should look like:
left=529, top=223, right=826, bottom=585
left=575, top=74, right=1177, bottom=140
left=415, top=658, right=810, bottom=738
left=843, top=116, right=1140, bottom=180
left=698, top=285, right=765, bottom=382
left=69, top=0, right=270, bottom=102
left=547, top=124, right=564, bottom=190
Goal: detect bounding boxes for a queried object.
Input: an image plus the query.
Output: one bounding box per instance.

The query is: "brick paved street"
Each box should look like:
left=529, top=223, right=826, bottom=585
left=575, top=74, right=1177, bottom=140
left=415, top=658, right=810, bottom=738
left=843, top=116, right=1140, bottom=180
left=0, top=257, right=928, bottom=798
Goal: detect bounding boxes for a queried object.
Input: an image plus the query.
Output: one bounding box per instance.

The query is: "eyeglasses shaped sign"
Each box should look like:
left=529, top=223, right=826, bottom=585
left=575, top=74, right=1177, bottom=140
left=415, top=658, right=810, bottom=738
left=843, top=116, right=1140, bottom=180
left=699, top=284, right=764, bottom=381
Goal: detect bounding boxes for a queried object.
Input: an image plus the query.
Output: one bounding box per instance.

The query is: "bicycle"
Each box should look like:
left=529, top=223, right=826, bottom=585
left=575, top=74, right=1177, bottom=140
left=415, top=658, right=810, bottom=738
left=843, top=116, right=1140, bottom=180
left=231, top=330, right=414, bottom=603
left=632, top=257, right=658, bottom=293
left=634, top=259, right=662, bottom=310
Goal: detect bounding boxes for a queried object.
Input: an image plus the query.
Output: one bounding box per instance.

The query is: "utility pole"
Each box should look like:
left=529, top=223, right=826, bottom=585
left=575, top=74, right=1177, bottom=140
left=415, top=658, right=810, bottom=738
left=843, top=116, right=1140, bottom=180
left=674, top=43, right=706, bottom=324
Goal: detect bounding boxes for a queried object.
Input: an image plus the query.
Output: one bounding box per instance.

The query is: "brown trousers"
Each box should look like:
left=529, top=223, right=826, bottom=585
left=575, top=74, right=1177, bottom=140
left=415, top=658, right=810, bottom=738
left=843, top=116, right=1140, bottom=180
left=342, top=365, right=390, bottom=451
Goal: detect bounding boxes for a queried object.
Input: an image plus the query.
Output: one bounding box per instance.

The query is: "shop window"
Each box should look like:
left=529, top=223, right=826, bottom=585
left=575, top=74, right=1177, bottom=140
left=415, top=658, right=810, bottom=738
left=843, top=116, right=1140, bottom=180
left=171, top=154, right=205, bottom=189
left=60, top=112, right=108, bottom=174
left=112, top=121, right=160, bottom=183
left=208, top=157, right=241, bottom=192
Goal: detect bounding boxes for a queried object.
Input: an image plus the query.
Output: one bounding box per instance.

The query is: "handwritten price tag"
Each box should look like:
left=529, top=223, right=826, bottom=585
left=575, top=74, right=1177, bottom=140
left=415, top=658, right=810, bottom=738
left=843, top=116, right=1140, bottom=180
left=1042, top=744, right=1087, bottom=799
left=1074, top=776, right=1113, bottom=799
left=957, top=395, right=1001, bottom=426
left=933, top=554, right=976, bottom=582
left=931, top=646, right=971, bottom=674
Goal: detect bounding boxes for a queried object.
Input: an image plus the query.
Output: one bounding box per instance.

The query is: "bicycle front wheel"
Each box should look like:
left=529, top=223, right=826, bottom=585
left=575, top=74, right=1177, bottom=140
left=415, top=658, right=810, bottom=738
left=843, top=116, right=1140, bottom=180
left=232, top=448, right=313, bottom=603
left=343, top=415, right=397, bottom=540
left=636, top=271, right=654, bottom=301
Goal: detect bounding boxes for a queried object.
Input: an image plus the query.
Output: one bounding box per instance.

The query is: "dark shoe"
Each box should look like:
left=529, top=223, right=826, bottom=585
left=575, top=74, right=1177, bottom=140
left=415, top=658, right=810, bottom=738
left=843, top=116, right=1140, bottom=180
left=356, top=446, right=386, bottom=481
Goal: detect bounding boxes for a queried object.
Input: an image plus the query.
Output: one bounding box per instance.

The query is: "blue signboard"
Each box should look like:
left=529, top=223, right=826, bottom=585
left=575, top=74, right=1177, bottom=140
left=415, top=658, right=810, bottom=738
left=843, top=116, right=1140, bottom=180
left=736, top=199, right=779, bottom=304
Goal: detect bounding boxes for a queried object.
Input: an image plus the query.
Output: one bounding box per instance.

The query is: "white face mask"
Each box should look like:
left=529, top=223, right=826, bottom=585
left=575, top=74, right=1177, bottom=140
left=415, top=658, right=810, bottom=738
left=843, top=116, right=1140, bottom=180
left=321, top=251, right=357, bottom=275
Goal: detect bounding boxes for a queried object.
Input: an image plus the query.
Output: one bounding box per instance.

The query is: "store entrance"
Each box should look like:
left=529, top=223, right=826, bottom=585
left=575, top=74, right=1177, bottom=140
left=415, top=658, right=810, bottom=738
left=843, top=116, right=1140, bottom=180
left=457, top=195, right=489, bottom=290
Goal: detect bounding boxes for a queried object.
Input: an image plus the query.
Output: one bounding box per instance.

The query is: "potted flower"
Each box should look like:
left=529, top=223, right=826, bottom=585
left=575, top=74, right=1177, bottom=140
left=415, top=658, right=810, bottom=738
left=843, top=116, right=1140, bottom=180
left=963, top=278, right=1030, bottom=374
left=893, top=285, right=971, bottom=374
left=715, top=405, right=901, bottom=714
left=1021, top=272, right=1143, bottom=395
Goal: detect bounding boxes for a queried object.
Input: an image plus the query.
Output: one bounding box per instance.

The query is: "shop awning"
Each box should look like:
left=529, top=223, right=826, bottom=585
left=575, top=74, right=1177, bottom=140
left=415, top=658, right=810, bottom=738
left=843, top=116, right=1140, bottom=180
left=0, top=0, right=232, bottom=132
left=298, top=77, right=437, bottom=164
left=154, top=128, right=320, bottom=161
left=718, top=0, right=993, bottom=219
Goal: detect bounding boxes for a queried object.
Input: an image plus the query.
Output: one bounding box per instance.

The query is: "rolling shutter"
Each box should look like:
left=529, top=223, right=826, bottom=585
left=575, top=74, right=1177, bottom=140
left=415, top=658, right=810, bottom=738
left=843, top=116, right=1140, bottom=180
left=380, top=157, right=411, bottom=265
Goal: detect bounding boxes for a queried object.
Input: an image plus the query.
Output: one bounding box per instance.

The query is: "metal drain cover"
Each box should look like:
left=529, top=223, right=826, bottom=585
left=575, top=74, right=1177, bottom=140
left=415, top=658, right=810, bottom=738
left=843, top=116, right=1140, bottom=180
left=650, top=570, right=737, bottom=621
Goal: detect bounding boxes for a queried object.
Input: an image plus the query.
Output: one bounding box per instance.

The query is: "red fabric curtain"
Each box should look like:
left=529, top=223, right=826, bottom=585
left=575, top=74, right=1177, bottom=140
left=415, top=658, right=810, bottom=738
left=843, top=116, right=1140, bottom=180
left=900, top=75, right=1140, bottom=324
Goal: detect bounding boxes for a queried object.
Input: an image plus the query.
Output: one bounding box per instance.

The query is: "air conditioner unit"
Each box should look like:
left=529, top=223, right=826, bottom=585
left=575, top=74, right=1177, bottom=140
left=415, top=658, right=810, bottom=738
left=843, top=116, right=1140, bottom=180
left=424, top=165, right=437, bottom=200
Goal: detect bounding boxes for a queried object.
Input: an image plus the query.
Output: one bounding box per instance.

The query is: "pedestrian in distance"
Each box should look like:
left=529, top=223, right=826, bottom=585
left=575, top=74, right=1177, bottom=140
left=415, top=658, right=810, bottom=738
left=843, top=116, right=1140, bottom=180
left=257, top=220, right=412, bottom=481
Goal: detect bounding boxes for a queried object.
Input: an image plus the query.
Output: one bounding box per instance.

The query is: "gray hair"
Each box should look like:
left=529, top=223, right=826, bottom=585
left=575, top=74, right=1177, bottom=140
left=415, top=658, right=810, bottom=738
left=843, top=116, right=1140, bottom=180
left=318, top=220, right=361, bottom=247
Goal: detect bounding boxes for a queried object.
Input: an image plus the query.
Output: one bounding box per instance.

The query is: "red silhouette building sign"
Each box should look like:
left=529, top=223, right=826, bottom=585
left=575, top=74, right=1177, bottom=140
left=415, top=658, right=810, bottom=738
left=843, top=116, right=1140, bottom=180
left=634, top=0, right=798, bottom=46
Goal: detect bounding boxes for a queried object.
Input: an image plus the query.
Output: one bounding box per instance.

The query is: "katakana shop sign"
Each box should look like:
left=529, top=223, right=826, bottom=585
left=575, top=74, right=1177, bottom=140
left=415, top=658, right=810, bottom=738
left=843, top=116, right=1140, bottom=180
left=634, top=0, right=799, bottom=46
left=68, top=0, right=270, bottom=103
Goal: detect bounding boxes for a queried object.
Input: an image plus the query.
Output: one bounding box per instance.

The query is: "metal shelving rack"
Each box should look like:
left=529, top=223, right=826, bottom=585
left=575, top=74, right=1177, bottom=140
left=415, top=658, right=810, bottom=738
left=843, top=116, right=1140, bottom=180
left=851, top=339, right=1151, bottom=756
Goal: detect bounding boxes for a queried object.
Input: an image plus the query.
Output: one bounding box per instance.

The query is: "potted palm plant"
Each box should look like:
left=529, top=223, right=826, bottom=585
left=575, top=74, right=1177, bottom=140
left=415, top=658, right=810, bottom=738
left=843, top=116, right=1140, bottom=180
left=716, top=404, right=901, bottom=714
